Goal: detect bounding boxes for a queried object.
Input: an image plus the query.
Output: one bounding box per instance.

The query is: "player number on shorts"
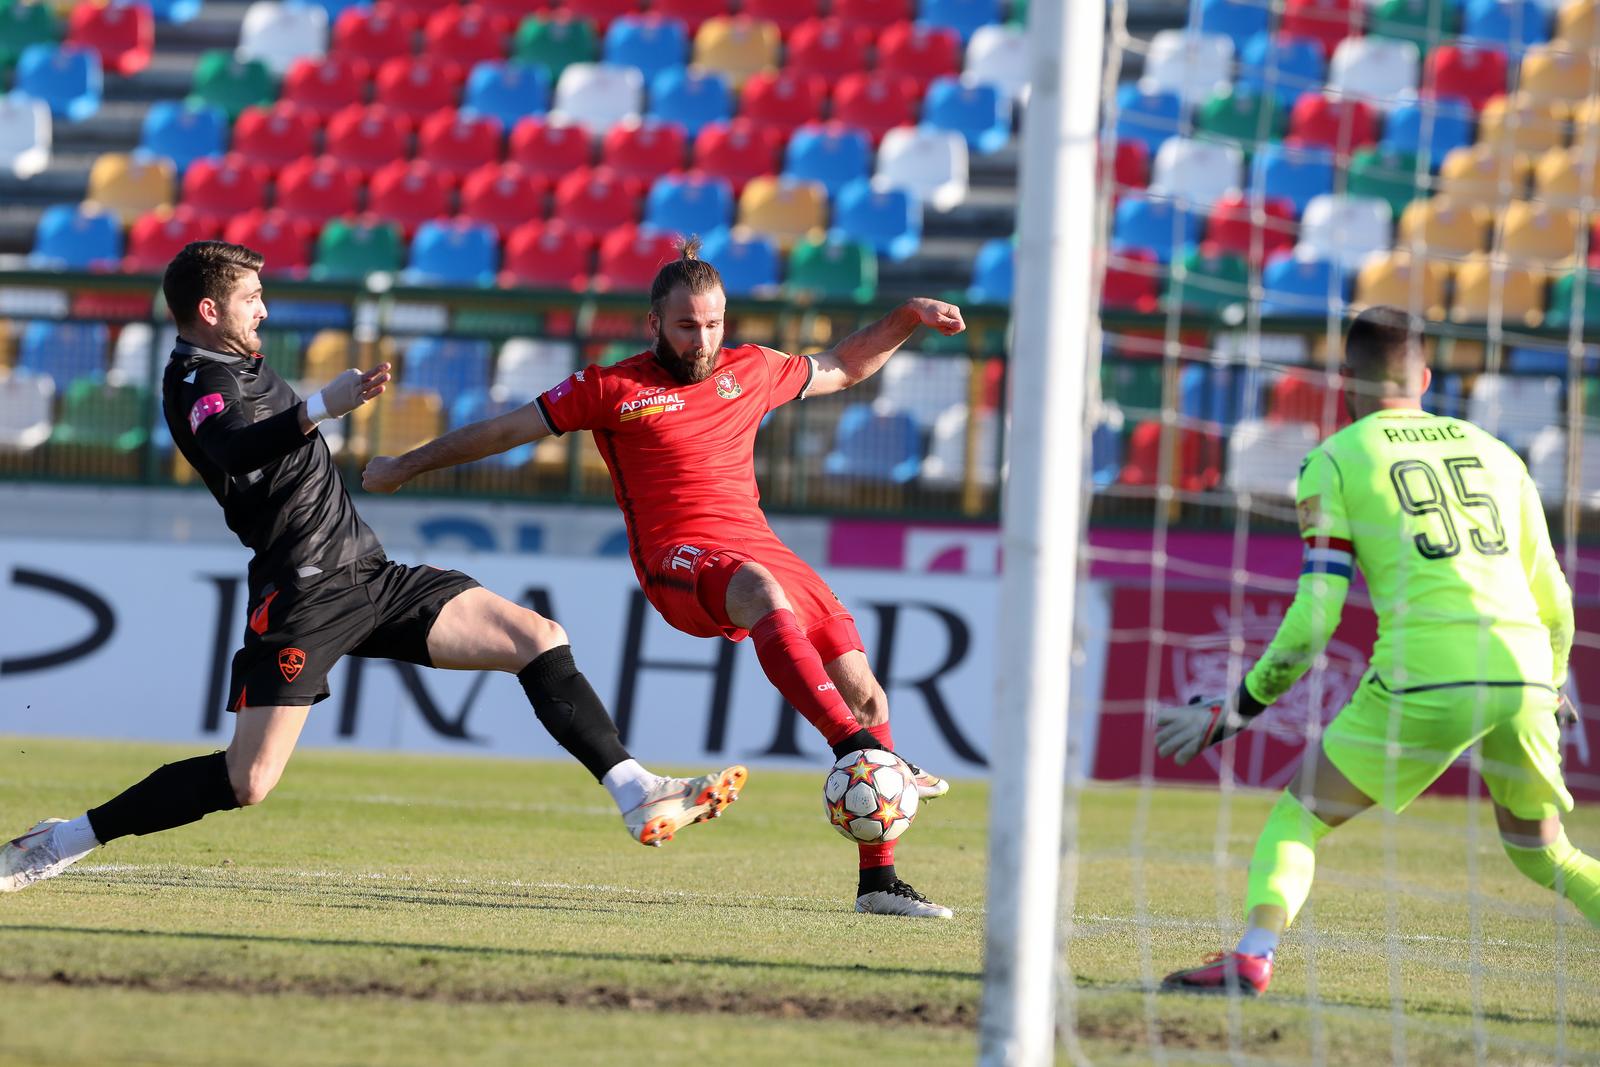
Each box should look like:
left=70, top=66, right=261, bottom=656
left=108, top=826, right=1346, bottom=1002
left=1388, top=456, right=1507, bottom=560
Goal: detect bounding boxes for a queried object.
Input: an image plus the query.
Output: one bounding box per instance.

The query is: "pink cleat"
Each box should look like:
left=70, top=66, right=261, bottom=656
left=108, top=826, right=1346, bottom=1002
left=1161, top=951, right=1274, bottom=996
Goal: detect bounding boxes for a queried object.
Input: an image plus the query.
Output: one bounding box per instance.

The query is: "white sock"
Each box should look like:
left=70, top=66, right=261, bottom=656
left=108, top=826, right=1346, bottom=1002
left=1236, top=926, right=1280, bottom=959
left=52, top=814, right=100, bottom=858
left=601, top=759, right=662, bottom=814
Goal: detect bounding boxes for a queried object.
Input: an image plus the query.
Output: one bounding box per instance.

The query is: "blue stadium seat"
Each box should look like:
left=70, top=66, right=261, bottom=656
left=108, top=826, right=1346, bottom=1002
left=1091, top=408, right=1123, bottom=488
left=1381, top=97, right=1476, bottom=170
left=30, top=204, right=122, bottom=269
left=831, top=177, right=920, bottom=261
left=1261, top=253, right=1347, bottom=316
left=301, top=0, right=374, bottom=21
left=922, top=76, right=1010, bottom=154
left=1111, top=196, right=1201, bottom=264
left=1237, top=33, right=1326, bottom=108
left=19, top=321, right=110, bottom=389
left=605, top=16, right=689, bottom=85
left=967, top=235, right=1013, bottom=303
left=1180, top=363, right=1263, bottom=427
left=1461, top=0, right=1549, bottom=53
left=465, top=61, right=552, bottom=130
left=403, top=338, right=493, bottom=409
left=1113, top=84, right=1182, bottom=157
left=1199, top=0, right=1271, bottom=51
left=406, top=220, right=500, bottom=287
left=1250, top=144, right=1335, bottom=216
left=698, top=229, right=780, bottom=295
left=146, top=0, right=202, bottom=23
left=450, top=389, right=536, bottom=467
left=917, top=0, right=1002, bottom=43
left=823, top=404, right=923, bottom=484
left=648, top=68, right=733, bottom=136
left=783, top=122, right=872, bottom=197
left=141, top=100, right=227, bottom=173
left=644, top=172, right=735, bottom=236
left=16, top=44, right=103, bottom=122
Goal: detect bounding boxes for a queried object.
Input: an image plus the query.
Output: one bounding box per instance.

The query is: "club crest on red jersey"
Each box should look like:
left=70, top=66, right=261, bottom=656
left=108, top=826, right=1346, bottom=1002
left=278, top=647, right=306, bottom=683
left=714, top=370, right=742, bottom=399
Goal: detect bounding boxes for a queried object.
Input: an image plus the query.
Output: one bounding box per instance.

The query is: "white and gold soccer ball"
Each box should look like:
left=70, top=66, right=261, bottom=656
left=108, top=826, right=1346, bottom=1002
left=823, top=748, right=920, bottom=843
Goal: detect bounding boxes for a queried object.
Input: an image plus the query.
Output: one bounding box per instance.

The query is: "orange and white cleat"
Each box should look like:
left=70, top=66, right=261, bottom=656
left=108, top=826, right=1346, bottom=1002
left=1161, top=951, right=1274, bottom=996
left=623, top=765, right=748, bottom=847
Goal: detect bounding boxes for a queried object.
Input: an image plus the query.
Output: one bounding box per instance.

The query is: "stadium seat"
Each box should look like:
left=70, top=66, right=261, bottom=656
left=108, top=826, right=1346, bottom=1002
left=0, top=3, right=62, bottom=76
left=368, top=159, right=455, bottom=236
left=0, top=372, right=54, bottom=452
left=400, top=337, right=493, bottom=409
left=922, top=77, right=1009, bottom=154
left=51, top=380, right=150, bottom=452
left=1467, top=372, right=1560, bottom=449
left=1287, top=92, right=1378, bottom=154
left=313, top=218, right=405, bottom=280
left=325, top=103, right=413, bottom=177
left=603, top=15, right=689, bottom=85
left=872, top=349, right=970, bottom=428
left=1102, top=248, right=1162, bottom=312
left=424, top=6, right=506, bottom=71
left=697, top=228, right=780, bottom=295
left=1462, top=0, right=1548, bottom=52
left=1518, top=43, right=1593, bottom=103
left=86, top=152, right=175, bottom=226
left=652, top=0, right=728, bottom=35
left=1112, top=194, right=1201, bottom=264
left=417, top=109, right=504, bottom=180
left=1527, top=426, right=1600, bottom=505
left=500, top=218, right=595, bottom=289
left=375, top=56, right=464, bottom=120
left=918, top=0, right=1001, bottom=43
left=1226, top=418, right=1321, bottom=496
left=1437, top=143, right=1532, bottom=206
left=1532, top=144, right=1600, bottom=207
left=1111, top=84, right=1182, bottom=157
left=741, top=0, right=824, bottom=36
left=1109, top=139, right=1150, bottom=191
left=237, top=1, right=329, bottom=77
left=602, top=118, right=690, bottom=189
left=1546, top=268, right=1600, bottom=327
left=787, top=236, right=876, bottom=301
left=124, top=205, right=221, bottom=273
left=1496, top=199, right=1579, bottom=267
left=1396, top=196, right=1492, bottom=258
left=282, top=56, right=366, bottom=118
left=1556, top=0, right=1600, bottom=49
left=963, top=24, right=1028, bottom=104
left=835, top=0, right=913, bottom=30
left=1423, top=44, right=1509, bottom=110
left=19, top=320, right=109, bottom=389
left=1353, top=249, right=1450, bottom=317
left=1479, top=92, right=1569, bottom=157
left=1204, top=191, right=1297, bottom=264
left=0, top=94, right=51, bottom=180
left=1297, top=194, right=1393, bottom=272
left=1367, top=0, right=1458, bottom=55
left=181, top=154, right=267, bottom=219
left=879, top=22, right=962, bottom=84
left=1149, top=137, right=1243, bottom=210
left=1450, top=252, right=1546, bottom=324
left=1141, top=30, right=1234, bottom=107
left=1280, top=0, right=1362, bottom=58
left=784, top=122, right=873, bottom=197
left=1249, top=143, right=1335, bottom=216
left=594, top=223, right=681, bottom=292
left=188, top=50, right=277, bottom=120
left=552, top=166, right=641, bottom=237
left=275, top=154, right=363, bottom=226
left=513, top=14, right=599, bottom=80
left=331, top=5, right=412, bottom=69
left=736, top=175, right=828, bottom=250
left=564, top=0, right=638, bottom=34
left=920, top=404, right=999, bottom=489
left=352, top=387, right=444, bottom=457
left=1117, top=420, right=1220, bottom=492
left=1236, top=32, right=1327, bottom=107
left=460, top=161, right=551, bottom=237
left=643, top=171, right=735, bottom=237
left=551, top=62, right=643, bottom=132
left=447, top=387, right=540, bottom=467
left=405, top=219, right=499, bottom=286
left=1573, top=95, right=1600, bottom=153
left=66, top=0, right=154, bottom=77
left=464, top=61, right=552, bottom=130
left=1199, top=0, right=1271, bottom=51
left=1166, top=247, right=1249, bottom=312
left=1260, top=252, right=1346, bottom=315
left=824, top=404, right=921, bottom=483
left=1193, top=85, right=1285, bottom=149
left=830, top=177, right=920, bottom=261
left=1380, top=94, right=1475, bottom=169
left=495, top=336, right=575, bottom=394
left=223, top=209, right=313, bottom=275
left=692, top=118, right=782, bottom=193
left=508, top=116, right=593, bottom=179
left=141, top=100, right=227, bottom=174
left=648, top=67, right=733, bottom=135
left=1267, top=369, right=1347, bottom=431
left=1347, top=147, right=1425, bottom=219
left=16, top=44, right=103, bottom=122
left=1326, top=37, right=1421, bottom=111
left=876, top=125, right=969, bottom=212
left=967, top=236, right=1012, bottom=303
left=692, top=16, right=780, bottom=89
left=740, top=69, right=828, bottom=135
left=832, top=71, right=922, bottom=145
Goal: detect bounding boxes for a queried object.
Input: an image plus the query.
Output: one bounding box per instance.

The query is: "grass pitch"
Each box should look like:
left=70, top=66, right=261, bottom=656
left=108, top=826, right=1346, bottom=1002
left=0, top=737, right=1594, bottom=1066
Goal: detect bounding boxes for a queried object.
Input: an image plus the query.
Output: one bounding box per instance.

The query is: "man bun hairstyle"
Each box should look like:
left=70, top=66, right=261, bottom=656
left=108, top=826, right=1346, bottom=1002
left=162, top=241, right=265, bottom=328
left=649, top=235, right=724, bottom=317
left=1344, top=304, right=1425, bottom=388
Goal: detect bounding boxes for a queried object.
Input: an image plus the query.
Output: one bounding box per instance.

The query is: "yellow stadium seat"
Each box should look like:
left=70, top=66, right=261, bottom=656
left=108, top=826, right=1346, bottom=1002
left=1396, top=196, right=1492, bottom=260
left=1556, top=0, right=1600, bottom=52
left=1496, top=199, right=1581, bottom=266
left=85, top=152, right=175, bottom=226
left=1478, top=93, right=1568, bottom=157
left=1569, top=96, right=1600, bottom=154
left=350, top=388, right=443, bottom=457
left=1437, top=143, right=1532, bottom=206
left=1450, top=253, right=1546, bottom=327
left=303, top=330, right=354, bottom=381
left=1531, top=145, right=1600, bottom=206
left=1352, top=251, right=1450, bottom=319
left=1518, top=44, right=1596, bottom=104
left=736, top=176, right=828, bottom=251
left=692, top=16, right=780, bottom=89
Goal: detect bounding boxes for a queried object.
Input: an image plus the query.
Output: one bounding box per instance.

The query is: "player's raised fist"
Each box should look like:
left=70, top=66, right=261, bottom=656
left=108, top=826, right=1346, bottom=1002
left=903, top=298, right=965, bottom=336
left=362, top=455, right=406, bottom=494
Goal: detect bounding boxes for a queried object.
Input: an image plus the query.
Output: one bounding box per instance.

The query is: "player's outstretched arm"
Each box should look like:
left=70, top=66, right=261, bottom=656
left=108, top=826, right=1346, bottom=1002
left=363, top=401, right=552, bottom=493
left=807, top=298, right=965, bottom=398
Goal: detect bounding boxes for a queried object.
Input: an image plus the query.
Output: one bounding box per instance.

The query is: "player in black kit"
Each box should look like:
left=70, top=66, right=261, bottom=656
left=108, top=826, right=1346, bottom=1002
left=0, top=242, right=746, bottom=893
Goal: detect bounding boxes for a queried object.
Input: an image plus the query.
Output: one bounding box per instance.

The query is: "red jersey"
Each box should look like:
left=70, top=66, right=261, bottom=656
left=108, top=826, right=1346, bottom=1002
left=535, top=343, right=816, bottom=571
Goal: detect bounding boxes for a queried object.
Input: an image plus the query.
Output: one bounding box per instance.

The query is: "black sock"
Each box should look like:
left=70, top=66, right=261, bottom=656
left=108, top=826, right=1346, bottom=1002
left=858, top=864, right=898, bottom=896
left=86, top=751, right=240, bottom=844
left=830, top=728, right=879, bottom=760
left=518, top=645, right=632, bottom=781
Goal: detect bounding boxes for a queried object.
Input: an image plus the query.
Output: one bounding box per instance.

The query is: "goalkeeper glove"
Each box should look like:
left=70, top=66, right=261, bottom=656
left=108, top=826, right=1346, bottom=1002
left=1557, top=690, right=1580, bottom=729
left=1154, top=682, right=1268, bottom=766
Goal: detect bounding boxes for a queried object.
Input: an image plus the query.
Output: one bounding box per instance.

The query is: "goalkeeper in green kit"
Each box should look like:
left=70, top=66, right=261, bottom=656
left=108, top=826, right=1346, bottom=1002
left=1156, top=306, right=1598, bottom=996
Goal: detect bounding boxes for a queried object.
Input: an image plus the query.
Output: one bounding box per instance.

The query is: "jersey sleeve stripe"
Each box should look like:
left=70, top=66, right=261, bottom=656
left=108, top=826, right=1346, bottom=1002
left=1302, top=547, right=1353, bottom=579
left=1304, top=535, right=1353, bottom=554
left=797, top=355, right=817, bottom=400
left=534, top=396, right=563, bottom=437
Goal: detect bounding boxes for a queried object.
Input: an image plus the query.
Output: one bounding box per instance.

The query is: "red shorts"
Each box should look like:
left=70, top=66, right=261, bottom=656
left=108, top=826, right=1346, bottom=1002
left=641, top=538, right=864, bottom=661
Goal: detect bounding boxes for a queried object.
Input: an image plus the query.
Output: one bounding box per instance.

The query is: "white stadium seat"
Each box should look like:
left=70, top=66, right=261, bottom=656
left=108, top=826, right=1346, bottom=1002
left=110, top=322, right=176, bottom=386
left=236, top=1, right=328, bottom=76
left=495, top=337, right=576, bottom=396
left=0, top=94, right=51, bottom=180
left=872, top=351, right=971, bottom=428
left=551, top=63, right=644, bottom=134
left=965, top=25, right=1030, bottom=105
left=1141, top=29, right=1234, bottom=107
left=0, top=371, right=54, bottom=451
left=1150, top=136, right=1244, bottom=208
left=921, top=404, right=1000, bottom=488
left=1297, top=194, right=1394, bottom=273
left=1527, top=426, right=1600, bottom=506
left=1327, top=37, right=1420, bottom=111
left=1466, top=373, right=1562, bottom=451
left=877, top=126, right=969, bottom=212
left=1225, top=418, right=1321, bottom=497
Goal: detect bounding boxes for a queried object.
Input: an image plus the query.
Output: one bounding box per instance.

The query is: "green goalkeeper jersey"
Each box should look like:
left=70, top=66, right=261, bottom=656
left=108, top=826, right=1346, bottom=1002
left=1244, top=407, right=1574, bottom=706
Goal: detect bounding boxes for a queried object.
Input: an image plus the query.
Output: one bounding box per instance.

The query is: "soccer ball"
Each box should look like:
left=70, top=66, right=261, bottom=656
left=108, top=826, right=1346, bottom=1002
left=823, top=749, right=920, bottom=843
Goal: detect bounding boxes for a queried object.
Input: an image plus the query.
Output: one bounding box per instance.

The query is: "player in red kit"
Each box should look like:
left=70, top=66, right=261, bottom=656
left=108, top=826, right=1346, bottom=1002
left=365, top=240, right=966, bottom=917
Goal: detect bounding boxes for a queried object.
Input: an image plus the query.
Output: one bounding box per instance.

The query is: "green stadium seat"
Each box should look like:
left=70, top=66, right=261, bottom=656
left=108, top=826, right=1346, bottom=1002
left=1545, top=270, right=1600, bottom=329
left=1165, top=248, right=1249, bottom=313
left=1347, top=148, right=1425, bottom=220
left=51, top=380, right=149, bottom=451
left=1194, top=85, right=1284, bottom=153
left=188, top=49, right=278, bottom=119
left=0, top=1, right=62, bottom=74
left=312, top=218, right=405, bottom=281
left=786, top=237, right=878, bottom=302
left=1368, top=0, right=1460, bottom=56
left=513, top=15, right=599, bottom=80
left=1101, top=360, right=1164, bottom=416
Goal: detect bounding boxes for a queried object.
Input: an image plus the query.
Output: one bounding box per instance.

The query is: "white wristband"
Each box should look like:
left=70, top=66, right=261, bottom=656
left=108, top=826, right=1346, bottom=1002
left=304, top=391, right=331, bottom=425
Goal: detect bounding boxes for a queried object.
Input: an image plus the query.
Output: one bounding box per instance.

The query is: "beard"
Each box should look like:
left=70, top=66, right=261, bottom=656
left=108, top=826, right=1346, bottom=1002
left=218, top=317, right=260, bottom=356
left=653, top=330, right=719, bottom=384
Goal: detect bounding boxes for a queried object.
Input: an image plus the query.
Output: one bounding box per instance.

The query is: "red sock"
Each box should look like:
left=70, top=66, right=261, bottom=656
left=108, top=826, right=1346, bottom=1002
left=858, top=721, right=896, bottom=871
left=751, top=609, right=859, bottom=747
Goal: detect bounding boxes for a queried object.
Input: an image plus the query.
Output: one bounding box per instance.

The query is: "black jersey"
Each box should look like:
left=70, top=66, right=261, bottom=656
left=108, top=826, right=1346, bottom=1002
left=162, top=340, right=382, bottom=593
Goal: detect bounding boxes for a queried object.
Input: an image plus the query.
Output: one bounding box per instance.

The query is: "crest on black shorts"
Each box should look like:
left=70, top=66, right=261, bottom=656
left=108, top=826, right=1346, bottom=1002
left=278, top=647, right=306, bottom=683
left=715, top=370, right=742, bottom=399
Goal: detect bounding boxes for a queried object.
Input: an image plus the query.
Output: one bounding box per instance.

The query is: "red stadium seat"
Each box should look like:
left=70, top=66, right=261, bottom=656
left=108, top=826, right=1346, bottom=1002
left=601, top=119, right=690, bottom=191
left=325, top=104, right=414, bottom=177
left=1286, top=92, right=1377, bottom=153
left=786, top=18, right=871, bottom=81
left=877, top=22, right=961, bottom=84
left=594, top=223, right=680, bottom=291
left=478, top=0, right=550, bottom=34
left=231, top=103, right=322, bottom=174
left=1102, top=247, right=1160, bottom=312
left=282, top=57, right=369, bottom=119
left=741, top=0, right=823, bottom=37
left=831, top=71, right=921, bottom=145
left=377, top=0, right=443, bottom=29
left=1203, top=192, right=1298, bottom=265
left=1424, top=45, right=1510, bottom=112
left=564, top=0, right=636, bottom=33
left=552, top=166, right=640, bottom=237
left=832, top=0, right=912, bottom=30
left=508, top=116, right=593, bottom=179
left=375, top=56, right=466, bottom=120
left=368, top=159, right=456, bottom=235
left=460, top=161, right=552, bottom=236
left=332, top=5, right=413, bottom=70
left=692, top=118, right=782, bottom=194
left=67, top=1, right=154, bottom=77
left=740, top=70, right=828, bottom=136
left=651, top=0, right=727, bottom=34
left=1279, top=0, right=1361, bottom=59
left=502, top=218, right=595, bottom=289
left=1119, top=421, right=1222, bottom=492
left=1109, top=139, right=1149, bottom=191
left=182, top=155, right=268, bottom=220
left=417, top=109, right=505, bottom=179
left=224, top=210, right=315, bottom=276
left=276, top=155, right=366, bottom=227
left=125, top=206, right=220, bottom=273
left=424, top=5, right=507, bottom=70
left=1269, top=372, right=1350, bottom=433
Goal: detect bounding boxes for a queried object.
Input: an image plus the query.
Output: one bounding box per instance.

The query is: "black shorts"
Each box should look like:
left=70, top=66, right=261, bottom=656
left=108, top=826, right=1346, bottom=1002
left=228, top=555, right=479, bottom=711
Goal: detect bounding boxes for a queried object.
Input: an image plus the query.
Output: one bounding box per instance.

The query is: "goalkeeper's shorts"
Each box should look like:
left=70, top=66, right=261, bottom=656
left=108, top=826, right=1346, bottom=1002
left=1321, top=672, right=1574, bottom=820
